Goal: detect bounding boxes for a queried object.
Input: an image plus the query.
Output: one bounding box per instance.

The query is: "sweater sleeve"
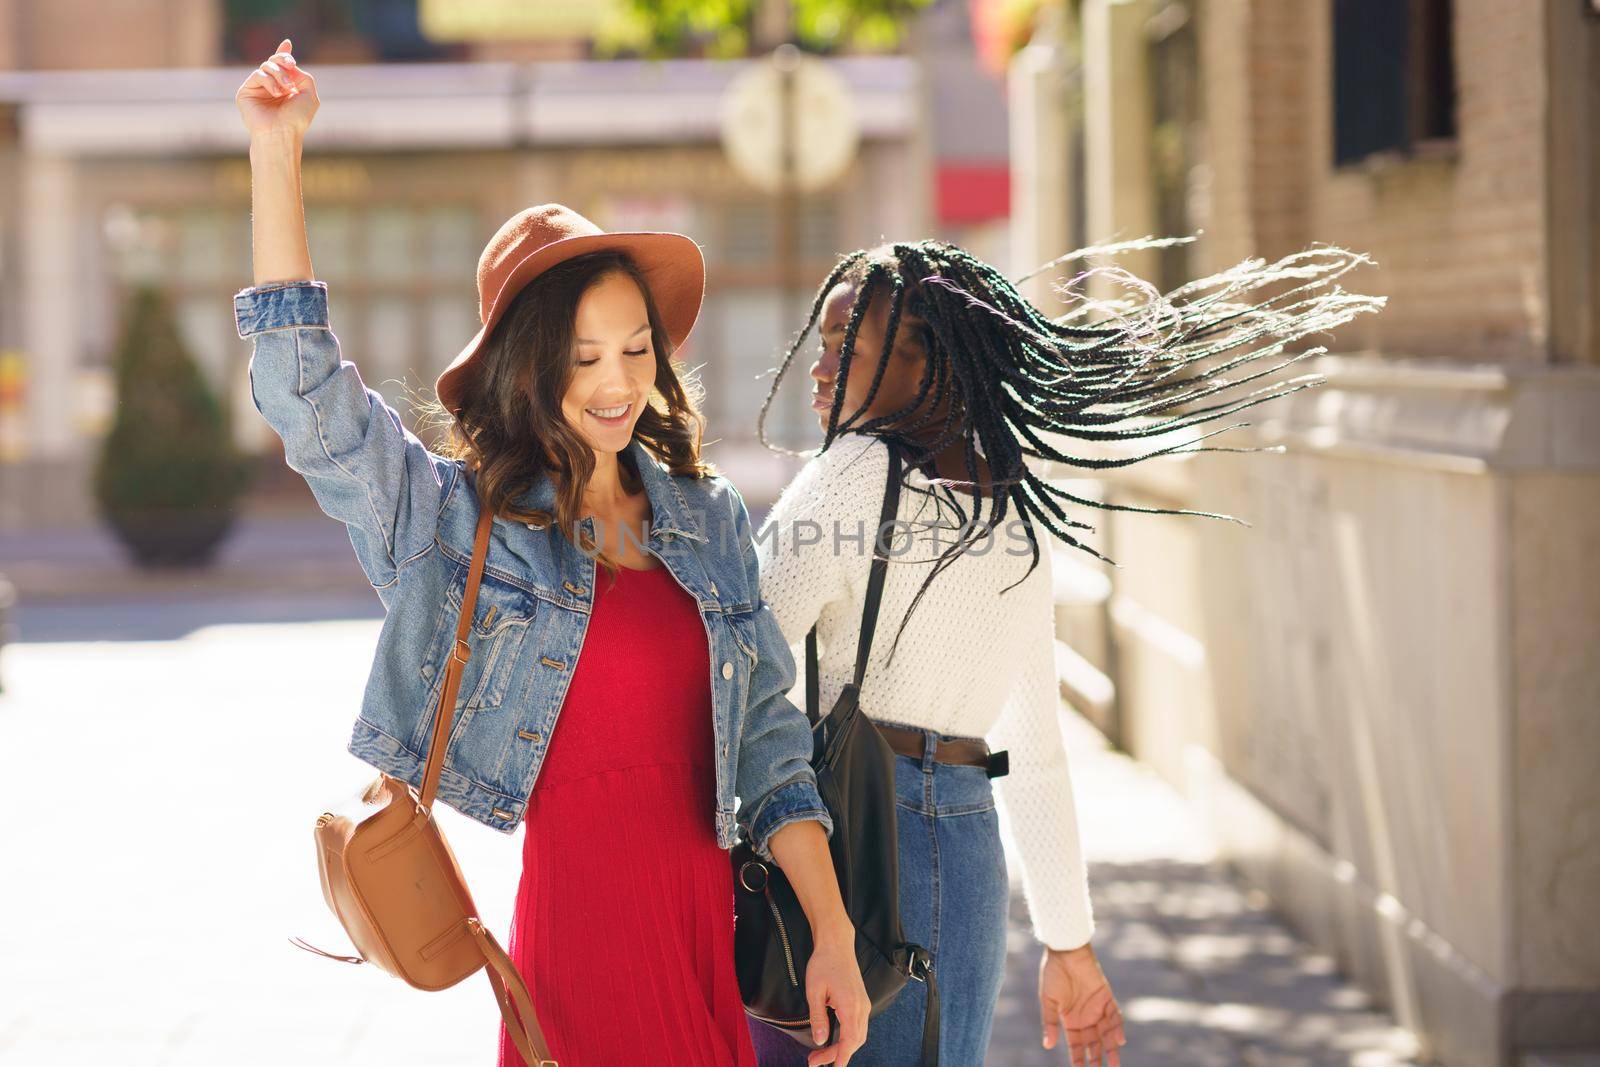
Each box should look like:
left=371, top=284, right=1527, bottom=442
left=754, top=433, right=888, bottom=648
left=988, top=545, right=1097, bottom=951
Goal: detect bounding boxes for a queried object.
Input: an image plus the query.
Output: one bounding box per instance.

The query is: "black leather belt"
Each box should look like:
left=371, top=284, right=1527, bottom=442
left=875, top=723, right=1010, bottom=779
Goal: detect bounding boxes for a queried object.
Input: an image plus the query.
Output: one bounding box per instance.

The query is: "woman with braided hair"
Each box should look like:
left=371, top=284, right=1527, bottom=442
left=746, top=239, right=1382, bottom=1066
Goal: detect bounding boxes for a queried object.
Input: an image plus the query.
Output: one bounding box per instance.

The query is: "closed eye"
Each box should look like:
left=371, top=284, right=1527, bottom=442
left=577, top=350, right=646, bottom=366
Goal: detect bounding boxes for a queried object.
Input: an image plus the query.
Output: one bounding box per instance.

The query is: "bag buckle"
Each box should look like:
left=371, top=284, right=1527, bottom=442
left=906, top=946, right=934, bottom=983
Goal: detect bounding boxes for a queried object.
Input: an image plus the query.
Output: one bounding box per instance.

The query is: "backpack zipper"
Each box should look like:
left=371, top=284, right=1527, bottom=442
left=764, top=886, right=800, bottom=988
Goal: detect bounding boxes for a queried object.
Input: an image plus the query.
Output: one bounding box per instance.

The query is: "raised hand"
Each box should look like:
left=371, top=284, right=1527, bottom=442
left=235, top=37, right=318, bottom=139
left=1040, top=942, right=1127, bottom=1066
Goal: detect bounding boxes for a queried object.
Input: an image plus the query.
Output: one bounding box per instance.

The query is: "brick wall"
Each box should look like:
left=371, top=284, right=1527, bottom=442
left=4, top=0, right=220, bottom=70
left=1196, top=0, right=1550, bottom=364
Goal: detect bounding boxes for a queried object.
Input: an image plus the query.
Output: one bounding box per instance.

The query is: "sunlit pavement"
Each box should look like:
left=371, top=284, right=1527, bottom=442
left=0, top=594, right=1419, bottom=1067
left=988, top=712, right=1421, bottom=1067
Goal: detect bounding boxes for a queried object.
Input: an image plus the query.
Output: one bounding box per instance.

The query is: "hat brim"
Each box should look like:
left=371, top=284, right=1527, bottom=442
left=436, top=230, right=706, bottom=414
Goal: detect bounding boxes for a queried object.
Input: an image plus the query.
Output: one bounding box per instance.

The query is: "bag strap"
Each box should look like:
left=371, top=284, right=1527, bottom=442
left=470, top=918, right=557, bottom=1066
left=419, top=486, right=496, bottom=812
left=418, top=496, right=558, bottom=1065
left=803, top=440, right=940, bottom=1067
left=806, top=440, right=904, bottom=723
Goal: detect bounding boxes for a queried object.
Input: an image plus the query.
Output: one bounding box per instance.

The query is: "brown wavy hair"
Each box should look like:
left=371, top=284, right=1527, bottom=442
left=414, top=249, right=712, bottom=575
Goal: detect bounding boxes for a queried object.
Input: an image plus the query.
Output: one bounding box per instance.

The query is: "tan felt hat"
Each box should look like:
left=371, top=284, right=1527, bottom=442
left=435, top=203, right=705, bottom=415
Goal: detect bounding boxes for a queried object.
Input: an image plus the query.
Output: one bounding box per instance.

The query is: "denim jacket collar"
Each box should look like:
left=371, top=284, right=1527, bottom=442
left=510, top=437, right=708, bottom=544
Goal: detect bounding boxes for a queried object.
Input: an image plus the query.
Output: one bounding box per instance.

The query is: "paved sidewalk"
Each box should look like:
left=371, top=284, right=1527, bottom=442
left=0, top=508, right=373, bottom=602
left=986, top=712, right=1422, bottom=1067
left=0, top=597, right=1420, bottom=1066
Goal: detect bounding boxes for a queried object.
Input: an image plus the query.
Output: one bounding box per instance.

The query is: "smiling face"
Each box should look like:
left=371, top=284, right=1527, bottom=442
left=811, top=279, right=932, bottom=435
left=560, top=270, right=658, bottom=455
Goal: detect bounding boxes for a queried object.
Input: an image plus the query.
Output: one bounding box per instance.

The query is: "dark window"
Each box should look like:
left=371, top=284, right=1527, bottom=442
left=223, top=0, right=464, bottom=64
left=1332, top=0, right=1456, bottom=166
left=1148, top=1, right=1201, bottom=293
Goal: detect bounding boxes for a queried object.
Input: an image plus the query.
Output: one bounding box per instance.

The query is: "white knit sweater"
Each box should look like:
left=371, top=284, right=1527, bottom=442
left=753, top=433, right=1095, bottom=950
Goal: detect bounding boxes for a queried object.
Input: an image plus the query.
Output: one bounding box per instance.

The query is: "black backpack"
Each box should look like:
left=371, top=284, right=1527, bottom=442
left=730, top=441, right=940, bottom=1065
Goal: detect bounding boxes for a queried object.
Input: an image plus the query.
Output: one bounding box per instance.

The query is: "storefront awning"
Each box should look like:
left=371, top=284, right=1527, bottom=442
left=0, top=56, right=917, bottom=156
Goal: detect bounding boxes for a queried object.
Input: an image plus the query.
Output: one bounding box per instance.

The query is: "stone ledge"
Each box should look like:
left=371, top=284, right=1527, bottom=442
left=1035, top=355, right=1600, bottom=492
left=1263, top=355, right=1600, bottom=472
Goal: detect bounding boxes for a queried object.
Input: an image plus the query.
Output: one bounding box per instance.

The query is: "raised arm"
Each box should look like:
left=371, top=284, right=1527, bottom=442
left=232, top=41, right=457, bottom=597
left=237, top=38, right=315, bottom=285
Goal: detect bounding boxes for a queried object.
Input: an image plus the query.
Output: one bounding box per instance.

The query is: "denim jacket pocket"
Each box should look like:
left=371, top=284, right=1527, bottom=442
left=723, top=609, right=760, bottom=663
left=414, top=568, right=541, bottom=751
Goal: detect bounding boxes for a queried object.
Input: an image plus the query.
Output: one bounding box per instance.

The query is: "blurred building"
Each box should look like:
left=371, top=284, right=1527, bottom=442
left=1010, top=2, right=1600, bottom=1065
left=0, top=0, right=1021, bottom=531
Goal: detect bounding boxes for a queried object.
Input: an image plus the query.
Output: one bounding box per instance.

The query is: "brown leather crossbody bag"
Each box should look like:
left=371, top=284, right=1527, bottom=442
left=288, top=498, right=556, bottom=1066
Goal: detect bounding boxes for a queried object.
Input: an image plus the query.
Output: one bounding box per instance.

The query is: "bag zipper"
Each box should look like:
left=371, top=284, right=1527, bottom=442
left=764, top=886, right=800, bottom=988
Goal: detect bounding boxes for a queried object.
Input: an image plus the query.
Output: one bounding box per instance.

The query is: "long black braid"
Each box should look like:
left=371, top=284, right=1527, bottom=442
left=755, top=238, right=1384, bottom=666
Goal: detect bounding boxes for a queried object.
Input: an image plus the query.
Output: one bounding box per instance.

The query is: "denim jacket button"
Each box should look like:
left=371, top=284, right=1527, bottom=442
left=721, top=661, right=733, bottom=680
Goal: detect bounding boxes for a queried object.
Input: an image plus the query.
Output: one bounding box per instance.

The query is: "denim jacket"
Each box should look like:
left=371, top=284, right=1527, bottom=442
left=232, top=280, right=831, bottom=860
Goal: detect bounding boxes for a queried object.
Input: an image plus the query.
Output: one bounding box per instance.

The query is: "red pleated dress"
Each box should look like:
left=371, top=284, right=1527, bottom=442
left=497, top=560, right=758, bottom=1067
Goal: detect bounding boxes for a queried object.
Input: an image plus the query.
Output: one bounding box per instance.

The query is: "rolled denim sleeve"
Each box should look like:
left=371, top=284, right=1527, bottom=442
left=726, top=481, right=833, bottom=861
left=233, top=280, right=457, bottom=593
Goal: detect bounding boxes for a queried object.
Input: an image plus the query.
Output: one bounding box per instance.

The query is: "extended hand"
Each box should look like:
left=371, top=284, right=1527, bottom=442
left=803, top=924, right=870, bottom=1066
left=1040, top=942, right=1126, bottom=1066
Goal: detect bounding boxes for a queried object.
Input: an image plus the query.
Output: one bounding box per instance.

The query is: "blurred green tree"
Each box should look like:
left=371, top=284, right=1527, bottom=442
left=93, top=285, right=254, bottom=567
left=604, top=0, right=935, bottom=57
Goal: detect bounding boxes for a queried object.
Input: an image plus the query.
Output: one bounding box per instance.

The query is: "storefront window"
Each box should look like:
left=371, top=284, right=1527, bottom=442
left=364, top=295, right=417, bottom=415
left=722, top=201, right=772, bottom=265
left=99, top=200, right=483, bottom=453
left=423, top=205, right=483, bottom=281
left=177, top=210, right=228, bottom=285
left=366, top=206, right=415, bottom=281
left=306, top=205, right=357, bottom=282
left=427, top=293, right=482, bottom=384
left=704, top=287, right=816, bottom=448
left=104, top=204, right=175, bottom=285
left=717, top=197, right=842, bottom=268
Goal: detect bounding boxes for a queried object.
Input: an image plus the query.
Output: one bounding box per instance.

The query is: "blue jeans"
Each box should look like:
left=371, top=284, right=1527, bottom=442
left=749, top=728, right=1011, bottom=1065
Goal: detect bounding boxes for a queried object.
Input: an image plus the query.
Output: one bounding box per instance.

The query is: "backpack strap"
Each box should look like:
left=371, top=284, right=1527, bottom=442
left=806, top=439, right=904, bottom=724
